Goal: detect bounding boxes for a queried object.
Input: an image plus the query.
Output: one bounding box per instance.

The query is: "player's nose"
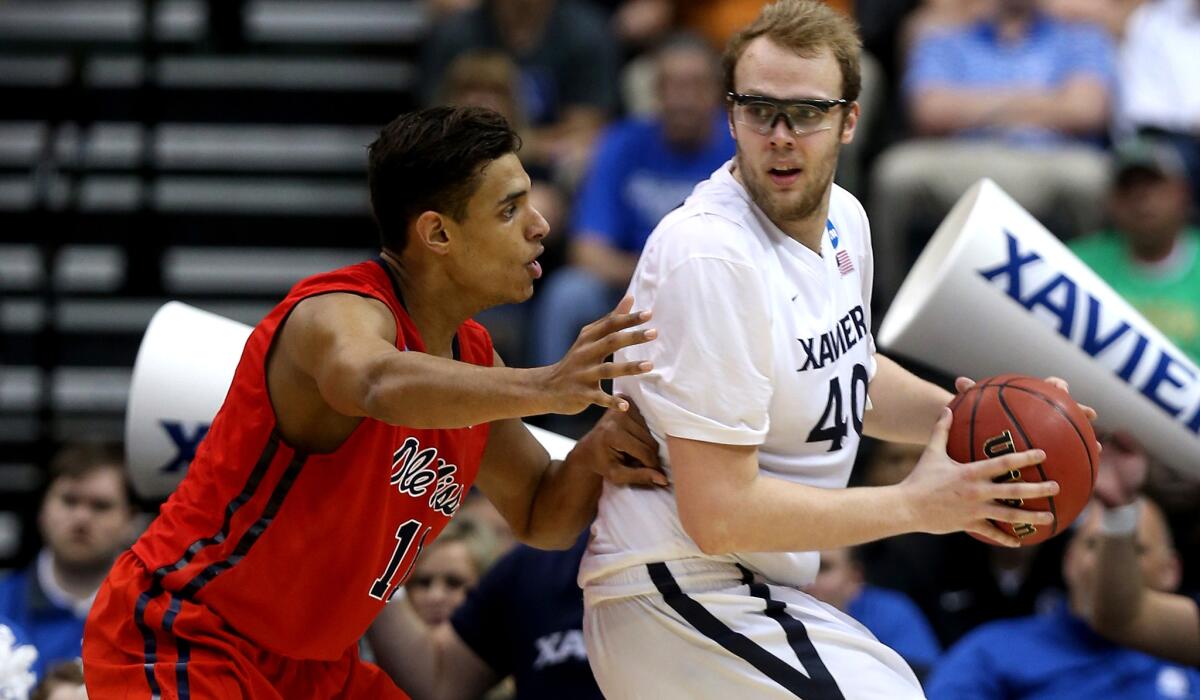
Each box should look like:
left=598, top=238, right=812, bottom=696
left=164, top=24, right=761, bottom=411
left=528, top=207, right=550, bottom=241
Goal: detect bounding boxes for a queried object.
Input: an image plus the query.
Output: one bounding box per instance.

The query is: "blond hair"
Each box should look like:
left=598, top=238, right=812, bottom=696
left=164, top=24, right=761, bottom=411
left=722, top=0, right=862, bottom=102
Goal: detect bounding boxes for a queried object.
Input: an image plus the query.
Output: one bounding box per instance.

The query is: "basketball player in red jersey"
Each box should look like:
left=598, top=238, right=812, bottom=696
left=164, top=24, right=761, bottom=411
left=82, top=106, right=664, bottom=699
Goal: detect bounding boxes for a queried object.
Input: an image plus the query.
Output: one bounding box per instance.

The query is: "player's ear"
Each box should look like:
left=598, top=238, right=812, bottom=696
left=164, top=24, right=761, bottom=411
left=839, top=102, right=860, bottom=146
left=412, top=211, right=452, bottom=256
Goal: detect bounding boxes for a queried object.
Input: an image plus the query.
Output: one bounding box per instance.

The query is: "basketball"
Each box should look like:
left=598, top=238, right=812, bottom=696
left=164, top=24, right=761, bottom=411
left=947, top=374, right=1099, bottom=546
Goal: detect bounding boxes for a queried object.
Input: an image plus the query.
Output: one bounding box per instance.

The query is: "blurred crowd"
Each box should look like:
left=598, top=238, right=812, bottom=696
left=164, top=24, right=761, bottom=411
left=3, top=0, right=1199, bottom=698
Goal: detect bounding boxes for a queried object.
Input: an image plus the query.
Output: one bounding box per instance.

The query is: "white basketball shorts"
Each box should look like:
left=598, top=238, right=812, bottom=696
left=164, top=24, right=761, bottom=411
left=583, top=559, right=926, bottom=699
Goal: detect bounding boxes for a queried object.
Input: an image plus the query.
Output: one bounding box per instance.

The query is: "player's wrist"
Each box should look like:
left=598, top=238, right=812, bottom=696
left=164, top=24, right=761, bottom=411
left=1100, top=501, right=1140, bottom=536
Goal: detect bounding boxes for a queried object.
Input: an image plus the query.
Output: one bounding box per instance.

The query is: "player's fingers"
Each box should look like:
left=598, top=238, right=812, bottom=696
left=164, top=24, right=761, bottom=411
left=579, top=301, right=650, bottom=342
left=1079, top=403, right=1098, bottom=421
left=984, top=479, right=1060, bottom=502
left=599, top=464, right=669, bottom=488
left=927, top=407, right=953, bottom=454
left=984, top=504, right=1056, bottom=528
left=597, top=328, right=657, bottom=357
left=954, top=376, right=976, bottom=394
left=967, top=522, right=1020, bottom=548
left=593, top=391, right=629, bottom=412
left=618, top=395, right=654, bottom=443
left=973, top=448, right=1045, bottom=479
left=598, top=359, right=654, bottom=380
left=1044, top=376, right=1069, bottom=393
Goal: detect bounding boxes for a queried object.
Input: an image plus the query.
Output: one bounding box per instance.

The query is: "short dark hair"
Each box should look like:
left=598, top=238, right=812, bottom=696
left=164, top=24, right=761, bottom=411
left=31, top=660, right=84, bottom=700
left=46, top=441, right=133, bottom=507
left=368, top=106, right=522, bottom=252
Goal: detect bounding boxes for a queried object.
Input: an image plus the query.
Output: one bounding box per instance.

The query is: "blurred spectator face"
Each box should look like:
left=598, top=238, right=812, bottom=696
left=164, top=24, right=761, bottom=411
left=1064, top=500, right=1180, bottom=613
left=1110, top=170, right=1192, bottom=254
left=862, top=442, right=923, bottom=487
left=39, top=466, right=133, bottom=570
left=806, top=548, right=864, bottom=612
left=42, top=684, right=87, bottom=700
left=406, top=540, right=480, bottom=626
left=996, top=0, right=1036, bottom=17
left=658, top=44, right=721, bottom=150
left=491, top=0, right=554, bottom=33
left=729, top=37, right=858, bottom=229
left=439, top=51, right=524, bottom=127
left=460, top=490, right=516, bottom=553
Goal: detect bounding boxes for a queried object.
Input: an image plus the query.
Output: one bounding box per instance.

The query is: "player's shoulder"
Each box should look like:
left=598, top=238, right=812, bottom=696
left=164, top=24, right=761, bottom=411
left=827, top=183, right=870, bottom=239
left=642, top=177, right=764, bottom=270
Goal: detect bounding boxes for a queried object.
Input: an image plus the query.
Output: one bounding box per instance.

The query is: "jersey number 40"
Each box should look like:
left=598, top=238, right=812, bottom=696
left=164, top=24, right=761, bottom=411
left=805, top=363, right=868, bottom=451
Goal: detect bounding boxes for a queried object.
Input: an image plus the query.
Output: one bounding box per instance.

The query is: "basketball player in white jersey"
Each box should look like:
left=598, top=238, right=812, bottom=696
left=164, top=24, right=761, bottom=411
left=579, top=2, right=1071, bottom=698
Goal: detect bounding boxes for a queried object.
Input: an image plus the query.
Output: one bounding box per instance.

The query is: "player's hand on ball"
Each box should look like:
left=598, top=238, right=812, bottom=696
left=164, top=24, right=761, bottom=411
left=575, top=397, right=668, bottom=487
left=899, top=408, right=1060, bottom=547
left=539, top=296, right=656, bottom=415
left=955, top=376, right=1098, bottom=421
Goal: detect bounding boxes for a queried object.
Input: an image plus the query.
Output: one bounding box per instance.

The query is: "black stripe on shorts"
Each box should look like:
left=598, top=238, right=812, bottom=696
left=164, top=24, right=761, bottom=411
left=646, top=562, right=844, bottom=699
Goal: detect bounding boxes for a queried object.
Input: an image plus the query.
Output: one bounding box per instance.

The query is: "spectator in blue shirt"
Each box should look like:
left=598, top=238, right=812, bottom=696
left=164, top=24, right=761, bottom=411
left=869, top=0, right=1116, bottom=309
left=0, top=443, right=135, bottom=679
left=368, top=529, right=601, bottom=700
left=926, top=498, right=1200, bottom=700
left=805, top=546, right=942, bottom=680
left=531, top=33, right=733, bottom=370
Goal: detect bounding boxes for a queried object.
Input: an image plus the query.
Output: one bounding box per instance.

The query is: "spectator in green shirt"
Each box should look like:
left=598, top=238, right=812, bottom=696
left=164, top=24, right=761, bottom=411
left=1070, top=139, right=1200, bottom=363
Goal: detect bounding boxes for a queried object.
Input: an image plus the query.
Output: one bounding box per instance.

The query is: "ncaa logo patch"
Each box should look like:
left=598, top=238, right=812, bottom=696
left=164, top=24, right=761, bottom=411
left=826, top=219, right=839, bottom=249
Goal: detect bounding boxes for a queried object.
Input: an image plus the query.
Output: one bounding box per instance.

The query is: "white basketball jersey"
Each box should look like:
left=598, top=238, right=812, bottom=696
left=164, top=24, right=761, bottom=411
left=581, top=161, right=878, bottom=595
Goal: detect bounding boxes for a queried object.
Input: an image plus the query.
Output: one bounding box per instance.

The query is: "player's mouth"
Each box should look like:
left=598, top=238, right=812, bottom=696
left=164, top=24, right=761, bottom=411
left=526, top=249, right=544, bottom=279
left=768, top=166, right=802, bottom=187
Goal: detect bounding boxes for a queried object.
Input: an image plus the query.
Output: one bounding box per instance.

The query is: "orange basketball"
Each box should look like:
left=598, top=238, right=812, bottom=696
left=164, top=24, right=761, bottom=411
left=947, top=374, right=1099, bottom=546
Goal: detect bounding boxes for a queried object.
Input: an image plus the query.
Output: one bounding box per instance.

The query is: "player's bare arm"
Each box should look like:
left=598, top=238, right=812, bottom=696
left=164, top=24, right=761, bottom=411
left=366, top=600, right=496, bottom=700
left=1089, top=444, right=1200, bottom=665
left=671, top=408, right=1059, bottom=553
left=268, top=292, right=654, bottom=452
left=861, top=354, right=953, bottom=444
left=1091, top=526, right=1200, bottom=666
left=477, top=368, right=664, bottom=549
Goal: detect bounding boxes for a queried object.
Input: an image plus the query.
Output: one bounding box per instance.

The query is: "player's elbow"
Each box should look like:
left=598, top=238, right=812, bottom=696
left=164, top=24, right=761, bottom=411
left=512, top=521, right=582, bottom=550
left=679, top=498, right=739, bottom=555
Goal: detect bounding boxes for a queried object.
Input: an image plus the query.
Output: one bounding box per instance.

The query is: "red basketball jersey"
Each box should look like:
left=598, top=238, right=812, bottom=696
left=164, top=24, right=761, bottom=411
left=131, top=259, right=493, bottom=660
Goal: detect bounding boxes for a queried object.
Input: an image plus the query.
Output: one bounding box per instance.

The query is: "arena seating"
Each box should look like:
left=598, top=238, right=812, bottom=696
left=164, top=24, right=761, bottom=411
left=0, top=0, right=426, bottom=566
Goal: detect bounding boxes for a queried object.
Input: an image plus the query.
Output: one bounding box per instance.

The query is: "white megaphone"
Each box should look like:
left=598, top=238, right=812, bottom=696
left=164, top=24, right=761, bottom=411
left=126, top=302, right=577, bottom=500
left=879, top=178, right=1200, bottom=477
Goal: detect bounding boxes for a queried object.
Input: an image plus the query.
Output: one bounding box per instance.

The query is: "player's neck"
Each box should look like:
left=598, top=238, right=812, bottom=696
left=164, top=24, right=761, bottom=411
left=731, top=163, right=829, bottom=254
left=380, top=252, right=476, bottom=358
left=776, top=205, right=831, bottom=255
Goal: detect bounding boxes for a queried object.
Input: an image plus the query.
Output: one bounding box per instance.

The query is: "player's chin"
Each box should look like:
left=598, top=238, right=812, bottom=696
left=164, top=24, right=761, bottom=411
left=511, top=280, right=535, bottom=304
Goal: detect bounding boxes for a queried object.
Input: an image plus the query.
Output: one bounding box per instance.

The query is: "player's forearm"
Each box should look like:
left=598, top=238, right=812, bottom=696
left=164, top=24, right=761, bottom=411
left=1093, top=527, right=1146, bottom=633
left=672, top=438, right=918, bottom=553
left=519, top=455, right=602, bottom=549
left=863, top=354, right=952, bottom=445
left=681, top=475, right=916, bottom=554
left=360, top=353, right=556, bottom=429
left=367, top=598, right=440, bottom=700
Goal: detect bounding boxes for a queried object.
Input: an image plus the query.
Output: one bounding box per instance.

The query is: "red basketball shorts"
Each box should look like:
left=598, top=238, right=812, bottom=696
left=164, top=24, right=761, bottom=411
left=83, top=551, right=409, bottom=699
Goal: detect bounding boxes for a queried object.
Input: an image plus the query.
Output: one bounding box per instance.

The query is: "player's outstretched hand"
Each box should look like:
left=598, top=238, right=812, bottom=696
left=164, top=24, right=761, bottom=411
left=899, top=408, right=1060, bottom=547
left=539, top=296, right=656, bottom=415
left=574, top=396, right=668, bottom=487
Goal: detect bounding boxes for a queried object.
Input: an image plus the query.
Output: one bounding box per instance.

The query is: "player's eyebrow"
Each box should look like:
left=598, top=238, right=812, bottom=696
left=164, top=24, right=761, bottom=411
left=496, top=188, right=527, bottom=207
